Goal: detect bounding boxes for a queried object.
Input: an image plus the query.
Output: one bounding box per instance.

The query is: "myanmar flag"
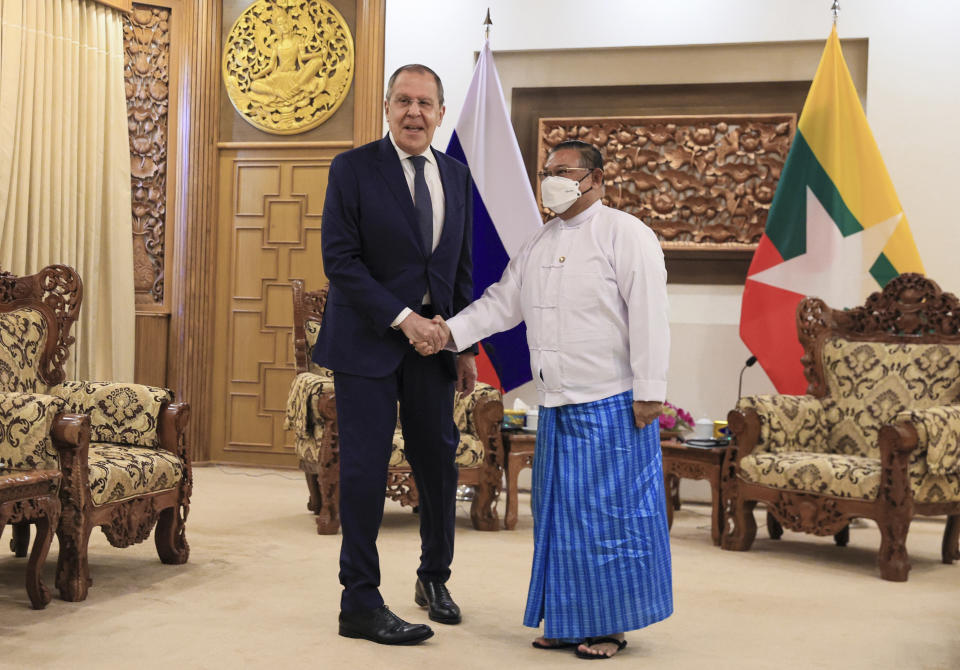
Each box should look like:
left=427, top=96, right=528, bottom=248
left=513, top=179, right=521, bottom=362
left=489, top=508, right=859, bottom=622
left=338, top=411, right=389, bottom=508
left=740, top=26, right=924, bottom=394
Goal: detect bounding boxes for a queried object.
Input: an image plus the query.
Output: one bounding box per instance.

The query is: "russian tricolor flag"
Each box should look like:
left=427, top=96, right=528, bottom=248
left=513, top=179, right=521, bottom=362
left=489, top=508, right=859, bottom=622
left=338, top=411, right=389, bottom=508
left=445, top=41, right=542, bottom=392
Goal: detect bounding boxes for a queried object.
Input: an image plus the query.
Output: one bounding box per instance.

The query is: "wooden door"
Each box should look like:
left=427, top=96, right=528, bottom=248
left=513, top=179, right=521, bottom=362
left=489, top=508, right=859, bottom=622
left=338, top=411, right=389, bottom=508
left=207, top=0, right=384, bottom=466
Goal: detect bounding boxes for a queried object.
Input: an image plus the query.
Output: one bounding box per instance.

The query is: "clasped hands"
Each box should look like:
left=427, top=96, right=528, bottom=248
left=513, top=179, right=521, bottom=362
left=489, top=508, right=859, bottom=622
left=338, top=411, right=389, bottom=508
left=399, top=312, right=476, bottom=395
left=399, top=313, right=450, bottom=356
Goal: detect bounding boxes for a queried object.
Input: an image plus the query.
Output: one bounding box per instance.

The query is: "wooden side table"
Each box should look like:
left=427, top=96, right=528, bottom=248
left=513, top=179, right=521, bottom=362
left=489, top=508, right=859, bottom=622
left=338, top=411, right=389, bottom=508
left=660, top=440, right=727, bottom=545
left=501, top=431, right=536, bottom=530
left=0, top=469, right=62, bottom=609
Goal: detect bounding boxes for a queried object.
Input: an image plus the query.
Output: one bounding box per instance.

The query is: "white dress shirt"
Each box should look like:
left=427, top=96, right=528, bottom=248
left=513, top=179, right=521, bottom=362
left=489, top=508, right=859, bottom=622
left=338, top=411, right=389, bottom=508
left=389, top=133, right=445, bottom=327
left=446, top=201, right=669, bottom=407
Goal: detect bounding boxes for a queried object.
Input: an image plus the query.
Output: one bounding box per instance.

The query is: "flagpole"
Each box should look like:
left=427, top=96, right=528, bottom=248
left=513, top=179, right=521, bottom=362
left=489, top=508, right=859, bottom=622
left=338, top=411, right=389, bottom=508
left=483, top=8, right=492, bottom=42
left=831, top=1, right=840, bottom=24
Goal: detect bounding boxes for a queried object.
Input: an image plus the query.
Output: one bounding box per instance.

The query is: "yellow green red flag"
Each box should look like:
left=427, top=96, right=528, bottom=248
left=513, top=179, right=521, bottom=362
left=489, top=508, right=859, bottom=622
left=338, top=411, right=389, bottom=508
left=740, top=25, right=924, bottom=394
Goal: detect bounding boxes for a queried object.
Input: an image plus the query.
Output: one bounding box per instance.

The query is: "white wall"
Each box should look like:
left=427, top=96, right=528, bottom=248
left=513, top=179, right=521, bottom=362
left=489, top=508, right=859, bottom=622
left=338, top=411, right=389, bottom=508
left=385, top=0, right=960, bottom=422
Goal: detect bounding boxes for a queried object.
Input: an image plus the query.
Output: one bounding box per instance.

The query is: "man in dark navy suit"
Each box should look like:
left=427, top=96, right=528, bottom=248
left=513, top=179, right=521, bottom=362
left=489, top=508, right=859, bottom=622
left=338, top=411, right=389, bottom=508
left=313, top=64, right=477, bottom=646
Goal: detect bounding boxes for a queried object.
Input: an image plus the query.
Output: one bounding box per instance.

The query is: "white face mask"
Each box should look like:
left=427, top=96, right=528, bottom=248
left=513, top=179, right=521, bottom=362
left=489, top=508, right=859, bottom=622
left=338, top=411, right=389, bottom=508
left=540, top=175, right=582, bottom=214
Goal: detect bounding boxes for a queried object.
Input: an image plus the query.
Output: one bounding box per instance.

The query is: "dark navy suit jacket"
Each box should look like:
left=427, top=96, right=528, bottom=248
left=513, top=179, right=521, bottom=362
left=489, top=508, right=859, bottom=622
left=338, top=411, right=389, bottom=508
left=313, top=136, right=474, bottom=378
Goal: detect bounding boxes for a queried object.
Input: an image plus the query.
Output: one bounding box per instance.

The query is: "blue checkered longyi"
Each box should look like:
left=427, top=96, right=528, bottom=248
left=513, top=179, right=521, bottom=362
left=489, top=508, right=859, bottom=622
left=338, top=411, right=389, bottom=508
left=522, top=390, right=674, bottom=640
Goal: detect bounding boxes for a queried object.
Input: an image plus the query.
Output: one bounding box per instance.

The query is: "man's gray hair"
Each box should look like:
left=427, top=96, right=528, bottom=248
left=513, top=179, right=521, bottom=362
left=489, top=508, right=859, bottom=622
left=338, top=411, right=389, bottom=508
left=385, top=64, right=444, bottom=106
left=548, top=140, right=604, bottom=171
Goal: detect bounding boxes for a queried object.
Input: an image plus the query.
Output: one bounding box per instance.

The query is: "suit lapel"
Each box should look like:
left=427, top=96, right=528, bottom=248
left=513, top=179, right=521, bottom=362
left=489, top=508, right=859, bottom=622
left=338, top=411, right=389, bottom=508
left=376, top=137, right=425, bottom=254
left=433, top=148, right=462, bottom=254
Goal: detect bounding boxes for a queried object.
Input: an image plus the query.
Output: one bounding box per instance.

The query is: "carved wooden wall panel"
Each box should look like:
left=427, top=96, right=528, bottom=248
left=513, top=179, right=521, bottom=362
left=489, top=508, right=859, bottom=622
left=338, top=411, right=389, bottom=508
left=124, top=4, right=172, bottom=306
left=134, top=313, right=169, bottom=388
left=211, top=150, right=337, bottom=466
left=538, top=114, right=795, bottom=251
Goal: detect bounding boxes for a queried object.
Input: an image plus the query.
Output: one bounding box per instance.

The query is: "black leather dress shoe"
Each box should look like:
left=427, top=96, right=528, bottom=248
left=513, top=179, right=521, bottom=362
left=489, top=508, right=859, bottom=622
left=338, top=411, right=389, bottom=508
left=338, top=605, right=434, bottom=645
left=414, top=579, right=462, bottom=624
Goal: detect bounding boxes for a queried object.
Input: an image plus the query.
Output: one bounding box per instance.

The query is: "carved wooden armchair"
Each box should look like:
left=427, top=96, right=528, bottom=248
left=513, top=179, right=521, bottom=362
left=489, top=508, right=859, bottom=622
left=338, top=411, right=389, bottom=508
left=0, top=393, right=66, bottom=608
left=0, top=265, right=191, bottom=601
left=285, top=279, right=505, bottom=534
left=722, top=274, right=960, bottom=581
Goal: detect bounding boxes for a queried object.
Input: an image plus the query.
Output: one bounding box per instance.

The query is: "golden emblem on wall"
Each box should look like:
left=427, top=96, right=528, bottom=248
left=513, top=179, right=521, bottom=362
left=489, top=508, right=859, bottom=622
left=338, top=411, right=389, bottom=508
left=222, top=0, right=354, bottom=134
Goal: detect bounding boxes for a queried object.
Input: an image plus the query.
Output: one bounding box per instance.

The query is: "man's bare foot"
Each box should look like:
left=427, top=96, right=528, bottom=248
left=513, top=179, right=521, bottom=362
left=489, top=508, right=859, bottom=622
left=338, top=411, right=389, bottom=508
left=575, top=634, right=627, bottom=659
left=532, top=636, right=579, bottom=650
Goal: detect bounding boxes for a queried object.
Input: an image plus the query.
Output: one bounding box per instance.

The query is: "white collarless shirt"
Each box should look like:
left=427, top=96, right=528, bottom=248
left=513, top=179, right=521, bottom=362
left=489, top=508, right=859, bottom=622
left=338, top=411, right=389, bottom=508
left=446, top=201, right=670, bottom=407
left=389, top=133, right=445, bottom=325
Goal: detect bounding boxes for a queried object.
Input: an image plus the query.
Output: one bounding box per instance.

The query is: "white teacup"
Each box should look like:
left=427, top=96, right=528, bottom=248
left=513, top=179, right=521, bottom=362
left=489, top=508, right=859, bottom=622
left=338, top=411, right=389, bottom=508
left=693, top=418, right=714, bottom=440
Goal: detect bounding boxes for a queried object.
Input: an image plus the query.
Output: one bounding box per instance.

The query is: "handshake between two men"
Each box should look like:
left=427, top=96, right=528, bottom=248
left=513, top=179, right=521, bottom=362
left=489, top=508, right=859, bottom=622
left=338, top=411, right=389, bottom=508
left=398, top=312, right=475, bottom=395
left=395, top=311, right=661, bottom=428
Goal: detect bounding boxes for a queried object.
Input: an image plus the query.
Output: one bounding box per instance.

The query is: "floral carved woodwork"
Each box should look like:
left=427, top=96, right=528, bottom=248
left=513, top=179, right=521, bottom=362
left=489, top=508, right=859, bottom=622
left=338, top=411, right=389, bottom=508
left=222, top=0, right=355, bottom=134
left=123, top=5, right=171, bottom=305
left=538, top=115, right=796, bottom=250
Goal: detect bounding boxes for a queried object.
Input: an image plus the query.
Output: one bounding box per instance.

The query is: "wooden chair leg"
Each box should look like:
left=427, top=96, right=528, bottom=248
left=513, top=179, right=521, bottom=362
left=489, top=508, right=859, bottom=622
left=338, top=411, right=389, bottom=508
left=305, top=471, right=321, bottom=513
left=315, top=471, right=340, bottom=535
left=504, top=452, right=523, bottom=531
left=668, top=474, right=681, bottom=511
left=469, top=478, right=499, bottom=531
left=664, top=472, right=674, bottom=531
left=56, top=522, right=92, bottom=602
left=722, top=498, right=757, bottom=551
left=877, top=514, right=911, bottom=582
left=766, top=510, right=783, bottom=540
left=942, top=514, right=960, bottom=564
left=834, top=524, right=850, bottom=547
left=26, top=513, right=56, bottom=609
left=709, top=477, right=723, bottom=547
left=155, top=503, right=190, bottom=564
left=11, top=521, right=29, bottom=557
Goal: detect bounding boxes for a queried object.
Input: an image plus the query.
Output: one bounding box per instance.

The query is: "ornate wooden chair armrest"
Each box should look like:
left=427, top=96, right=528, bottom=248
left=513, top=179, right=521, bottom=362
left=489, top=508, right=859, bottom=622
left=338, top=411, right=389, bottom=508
left=50, top=413, right=92, bottom=452
left=312, top=392, right=338, bottom=446
left=284, top=371, right=336, bottom=443
left=468, top=394, right=505, bottom=471
left=49, top=413, right=94, bottom=546
left=726, top=407, right=761, bottom=462
left=157, top=402, right=191, bottom=459
left=455, top=385, right=504, bottom=532
left=0, top=392, right=71, bottom=468
left=455, top=383, right=504, bottom=465
left=890, top=406, right=960, bottom=475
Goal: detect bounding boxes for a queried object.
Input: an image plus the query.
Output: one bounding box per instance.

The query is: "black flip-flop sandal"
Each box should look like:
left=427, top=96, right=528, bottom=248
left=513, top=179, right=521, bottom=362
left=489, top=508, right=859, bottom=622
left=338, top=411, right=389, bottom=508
left=532, top=638, right=580, bottom=650
left=575, top=637, right=628, bottom=660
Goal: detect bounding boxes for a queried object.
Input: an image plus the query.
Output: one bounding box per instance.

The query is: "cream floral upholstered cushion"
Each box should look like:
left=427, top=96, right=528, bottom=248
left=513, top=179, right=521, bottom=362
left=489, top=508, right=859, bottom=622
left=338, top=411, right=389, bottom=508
left=897, top=406, right=960, bottom=476
left=0, top=392, right=65, bottom=470
left=285, top=371, right=335, bottom=464
left=388, top=430, right=485, bottom=469
left=736, top=394, right=829, bottom=455
left=0, top=307, right=48, bottom=393
left=49, top=381, right=172, bottom=448
left=388, top=383, right=498, bottom=469
left=304, top=321, right=326, bottom=376
left=87, top=443, right=184, bottom=506
left=740, top=452, right=881, bottom=499
left=819, top=339, right=960, bottom=459
left=740, top=449, right=960, bottom=503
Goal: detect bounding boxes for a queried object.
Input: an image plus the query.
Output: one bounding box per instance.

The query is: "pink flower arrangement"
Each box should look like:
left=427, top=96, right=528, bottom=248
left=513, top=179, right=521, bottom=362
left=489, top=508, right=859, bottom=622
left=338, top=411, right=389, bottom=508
left=660, top=400, right=694, bottom=432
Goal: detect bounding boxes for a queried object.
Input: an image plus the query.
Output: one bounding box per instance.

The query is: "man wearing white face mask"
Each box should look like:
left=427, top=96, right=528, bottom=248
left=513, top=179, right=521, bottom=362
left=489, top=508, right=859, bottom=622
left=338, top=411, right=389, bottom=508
left=414, top=140, right=672, bottom=659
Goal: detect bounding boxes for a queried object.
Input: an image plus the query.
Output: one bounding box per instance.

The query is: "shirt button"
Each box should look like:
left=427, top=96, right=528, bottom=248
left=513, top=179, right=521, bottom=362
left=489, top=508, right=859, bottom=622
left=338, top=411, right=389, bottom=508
left=559, top=256, right=565, bottom=263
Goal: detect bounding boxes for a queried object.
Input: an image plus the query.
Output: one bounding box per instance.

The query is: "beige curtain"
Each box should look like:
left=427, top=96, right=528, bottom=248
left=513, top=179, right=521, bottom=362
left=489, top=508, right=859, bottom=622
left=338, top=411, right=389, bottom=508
left=0, top=0, right=135, bottom=382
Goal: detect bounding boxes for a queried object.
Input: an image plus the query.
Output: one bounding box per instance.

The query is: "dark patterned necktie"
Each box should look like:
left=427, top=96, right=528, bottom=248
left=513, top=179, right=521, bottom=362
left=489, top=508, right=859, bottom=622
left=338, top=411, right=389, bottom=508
left=409, top=155, right=433, bottom=253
